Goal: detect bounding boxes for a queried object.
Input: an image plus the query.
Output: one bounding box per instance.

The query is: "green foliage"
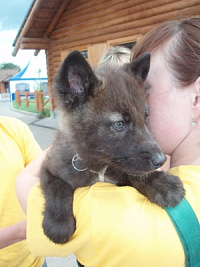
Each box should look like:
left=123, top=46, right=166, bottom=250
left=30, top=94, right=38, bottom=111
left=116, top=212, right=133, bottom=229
left=12, top=100, right=50, bottom=117
left=34, top=68, right=44, bottom=91
left=0, top=62, right=21, bottom=71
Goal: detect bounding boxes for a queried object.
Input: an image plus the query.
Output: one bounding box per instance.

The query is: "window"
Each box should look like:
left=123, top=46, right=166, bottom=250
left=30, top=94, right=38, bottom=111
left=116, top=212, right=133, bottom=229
left=80, top=50, right=88, bottom=59
left=41, top=82, right=48, bottom=93
left=15, top=83, right=30, bottom=92
left=60, top=45, right=91, bottom=63
left=107, top=35, right=142, bottom=49
left=4, top=82, right=9, bottom=90
left=117, top=42, right=136, bottom=50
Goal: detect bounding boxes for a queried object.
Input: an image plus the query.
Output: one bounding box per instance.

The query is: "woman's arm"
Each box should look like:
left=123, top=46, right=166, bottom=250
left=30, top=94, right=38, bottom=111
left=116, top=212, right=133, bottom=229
left=15, top=149, right=49, bottom=213
left=0, top=220, right=26, bottom=249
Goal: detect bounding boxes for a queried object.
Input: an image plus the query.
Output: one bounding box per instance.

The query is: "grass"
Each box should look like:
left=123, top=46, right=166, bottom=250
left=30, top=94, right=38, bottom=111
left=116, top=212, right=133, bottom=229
left=12, top=100, right=50, bottom=118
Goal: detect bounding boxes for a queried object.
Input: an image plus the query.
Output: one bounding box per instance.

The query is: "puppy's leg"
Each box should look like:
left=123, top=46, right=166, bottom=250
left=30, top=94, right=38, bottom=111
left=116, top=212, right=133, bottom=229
left=41, top=174, right=75, bottom=244
left=128, top=172, right=185, bottom=208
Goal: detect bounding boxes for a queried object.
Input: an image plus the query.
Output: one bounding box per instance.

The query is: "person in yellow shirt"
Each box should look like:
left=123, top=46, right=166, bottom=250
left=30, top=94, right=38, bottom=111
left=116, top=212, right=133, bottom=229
left=0, top=116, right=45, bottom=267
left=16, top=17, right=200, bottom=267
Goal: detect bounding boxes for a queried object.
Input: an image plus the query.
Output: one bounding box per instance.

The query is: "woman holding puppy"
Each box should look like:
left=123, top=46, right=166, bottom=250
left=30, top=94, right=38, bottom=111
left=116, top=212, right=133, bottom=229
left=16, top=17, right=200, bottom=266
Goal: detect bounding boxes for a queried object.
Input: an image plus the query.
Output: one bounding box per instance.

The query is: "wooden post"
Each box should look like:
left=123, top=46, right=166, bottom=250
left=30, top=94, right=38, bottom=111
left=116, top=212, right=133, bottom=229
left=39, top=90, right=43, bottom=112
left=15, top=91, right=21, bottom=106
left=14, top=91, right=17, bottom=105
left=25, top=92, right=29, bottom=107
left=35, top=91, right=39, bottom=110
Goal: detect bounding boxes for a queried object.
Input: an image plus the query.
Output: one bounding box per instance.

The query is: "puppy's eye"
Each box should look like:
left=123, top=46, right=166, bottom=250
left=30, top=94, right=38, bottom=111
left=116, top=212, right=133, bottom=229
left=112, top=121, right=126, bottom=131
left=145, top=106, right=149, bottom=116
left=144, top=83, right=151, bottom=91
left=145, top=106, right=150, bottom=123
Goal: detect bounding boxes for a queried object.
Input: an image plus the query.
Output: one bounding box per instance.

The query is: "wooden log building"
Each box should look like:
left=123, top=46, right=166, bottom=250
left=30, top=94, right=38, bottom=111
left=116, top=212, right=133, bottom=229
left=12, top=0, right=200, bottom=110
left=0, top=69, right=19, bottom=93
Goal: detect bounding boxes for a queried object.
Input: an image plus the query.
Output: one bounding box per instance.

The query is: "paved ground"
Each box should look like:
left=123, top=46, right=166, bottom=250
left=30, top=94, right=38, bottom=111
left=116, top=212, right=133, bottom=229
left=0, top=100, right=78, bottom=267
left=0, top=101, right=57, bottom=150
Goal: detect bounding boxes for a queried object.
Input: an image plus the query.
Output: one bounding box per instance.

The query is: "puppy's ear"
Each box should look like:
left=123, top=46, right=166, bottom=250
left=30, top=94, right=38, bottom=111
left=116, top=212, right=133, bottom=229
left=54, top=50, right=100, bottom=109
left=124, top=52, right=150, bottom=82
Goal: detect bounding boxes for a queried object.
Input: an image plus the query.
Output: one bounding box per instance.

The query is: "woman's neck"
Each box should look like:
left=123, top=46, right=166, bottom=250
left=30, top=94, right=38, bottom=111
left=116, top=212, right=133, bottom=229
left=170, top=126, right=200, bottom=168
left=171, top=151, right=200, bottom=168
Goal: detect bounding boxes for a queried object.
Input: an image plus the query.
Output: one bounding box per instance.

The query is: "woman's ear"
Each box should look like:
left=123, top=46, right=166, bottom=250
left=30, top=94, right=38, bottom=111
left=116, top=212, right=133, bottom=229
left=192, top=76, right=200, bottom=119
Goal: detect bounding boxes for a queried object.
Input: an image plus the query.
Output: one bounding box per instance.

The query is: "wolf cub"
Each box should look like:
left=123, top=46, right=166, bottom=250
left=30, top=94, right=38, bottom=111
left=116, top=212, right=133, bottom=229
left=40, top=50, right=185, bottom=244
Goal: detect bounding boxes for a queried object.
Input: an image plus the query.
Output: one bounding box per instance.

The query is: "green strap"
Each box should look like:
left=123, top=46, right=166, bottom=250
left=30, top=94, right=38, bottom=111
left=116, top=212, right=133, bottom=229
left=165, top=198, right=200, bottom=267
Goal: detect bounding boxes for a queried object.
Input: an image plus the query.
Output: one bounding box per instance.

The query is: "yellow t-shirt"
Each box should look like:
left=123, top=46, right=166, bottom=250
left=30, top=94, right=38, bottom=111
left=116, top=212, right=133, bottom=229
left=27, top=165, right=200, bottom=267
left=0, top=116, right=44, bottom=267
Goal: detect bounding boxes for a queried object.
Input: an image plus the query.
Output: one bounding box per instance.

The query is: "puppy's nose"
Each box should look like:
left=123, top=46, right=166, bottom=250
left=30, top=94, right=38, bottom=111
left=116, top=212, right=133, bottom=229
left=151, top=153, right=167, bottom=168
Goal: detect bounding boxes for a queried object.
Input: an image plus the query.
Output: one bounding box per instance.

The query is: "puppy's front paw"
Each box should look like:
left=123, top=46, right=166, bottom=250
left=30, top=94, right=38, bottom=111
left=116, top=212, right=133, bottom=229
left=146, top=172, right=185, bottom=208
left=42, top=214, right=76, bottom=244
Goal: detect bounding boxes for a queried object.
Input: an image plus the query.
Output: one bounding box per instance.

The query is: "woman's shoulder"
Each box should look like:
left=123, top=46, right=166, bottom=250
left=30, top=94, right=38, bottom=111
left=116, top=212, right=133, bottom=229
left=73, top=182, right=186, bottom=266
left=74, top=182, right=167, bottom=225
left=168, top=165, right=200, bottom=221
left=74, top=182, right=146, bottom=206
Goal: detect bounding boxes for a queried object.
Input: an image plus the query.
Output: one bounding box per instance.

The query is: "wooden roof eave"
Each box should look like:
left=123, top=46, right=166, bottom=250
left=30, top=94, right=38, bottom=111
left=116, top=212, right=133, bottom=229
left=12, top=0, right=44, bottom=56
left=12, top=0, right=71, bottom=57
left=20, top=37, right=51, bottom=50
left=44, top=0, right=71, bottom=38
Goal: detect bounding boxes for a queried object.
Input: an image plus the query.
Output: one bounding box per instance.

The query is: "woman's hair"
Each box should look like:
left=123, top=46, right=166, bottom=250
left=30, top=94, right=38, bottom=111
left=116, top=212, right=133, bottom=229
left=99, top=46, right=131, bottom=67
left=131, top=17, right=200, bottom=87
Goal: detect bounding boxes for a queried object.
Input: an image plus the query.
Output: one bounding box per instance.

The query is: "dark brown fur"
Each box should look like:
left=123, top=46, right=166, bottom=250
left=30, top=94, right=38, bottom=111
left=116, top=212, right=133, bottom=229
left=40, top=51, right=185, bottom=244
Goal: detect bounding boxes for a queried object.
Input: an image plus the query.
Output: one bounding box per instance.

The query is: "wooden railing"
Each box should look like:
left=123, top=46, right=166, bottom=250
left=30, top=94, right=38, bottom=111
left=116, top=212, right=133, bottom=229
left=15, top=90, right=50, bottom=113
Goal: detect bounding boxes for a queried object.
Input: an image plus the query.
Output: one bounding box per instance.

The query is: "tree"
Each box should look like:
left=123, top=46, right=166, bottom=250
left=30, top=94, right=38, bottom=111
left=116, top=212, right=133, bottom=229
left=0, top=62, right=21, bottom=71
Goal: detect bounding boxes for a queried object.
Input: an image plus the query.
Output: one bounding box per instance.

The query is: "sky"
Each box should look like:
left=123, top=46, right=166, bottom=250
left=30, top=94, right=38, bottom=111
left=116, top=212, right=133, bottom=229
left=0, top=0, right=46, bottom=70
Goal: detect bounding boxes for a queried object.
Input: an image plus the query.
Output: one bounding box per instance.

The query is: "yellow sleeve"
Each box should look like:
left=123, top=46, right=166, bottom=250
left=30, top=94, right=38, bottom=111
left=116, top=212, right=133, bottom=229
left=14, top=118, right=42, bottom=165
left=26, top=166, right=200, bottom=266
left=27, top=182, right=185, bottom=267
left=0, top=116, right=42, bottom=165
